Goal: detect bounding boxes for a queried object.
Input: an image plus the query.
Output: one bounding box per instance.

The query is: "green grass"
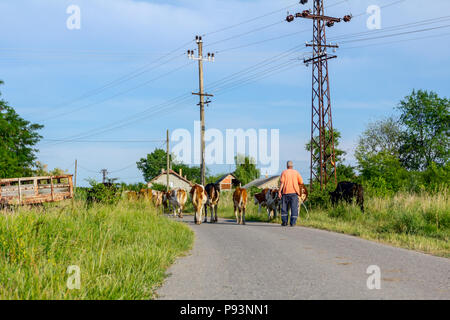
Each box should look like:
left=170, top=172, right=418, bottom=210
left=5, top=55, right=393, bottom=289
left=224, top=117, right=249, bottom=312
left=216, top=190, right=450, bottom=258
left=0, top=200, right=194, bottom=299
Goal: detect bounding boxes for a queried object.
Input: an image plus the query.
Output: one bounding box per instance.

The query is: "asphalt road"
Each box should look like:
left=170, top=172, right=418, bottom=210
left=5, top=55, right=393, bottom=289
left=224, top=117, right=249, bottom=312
left=157, top=216, right=450, bottom=300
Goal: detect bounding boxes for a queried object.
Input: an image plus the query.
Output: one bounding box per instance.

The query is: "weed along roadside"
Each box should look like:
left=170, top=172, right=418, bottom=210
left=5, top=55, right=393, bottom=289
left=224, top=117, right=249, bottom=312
left=0, top=199, right=194, bottom=299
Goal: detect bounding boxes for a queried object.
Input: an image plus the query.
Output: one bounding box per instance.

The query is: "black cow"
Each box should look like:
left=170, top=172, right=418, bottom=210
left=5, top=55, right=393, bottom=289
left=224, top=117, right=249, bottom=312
left=329, top=181, right=364, bottom=213
left=231, top=178, right=242, bottom=188
left=204, top=183, right=220, bottom=223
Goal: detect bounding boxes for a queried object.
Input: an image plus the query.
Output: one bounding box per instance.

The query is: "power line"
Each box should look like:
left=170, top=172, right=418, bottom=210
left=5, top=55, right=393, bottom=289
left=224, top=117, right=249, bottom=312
left=202, top=2, right=300, bottom=37
left=340, top=23, right=450, bottom=44
left=27, top=40, right=195, bottom=118
left=77, top=164, right=100, bottom=174
left=340, top=31, right=450, bottom=50
left=25, top=0, right=409, bottom=124
left=40, top=93, right=195, bottom=146
left=41, top=43, right=306, bottom=145
left=109, top=163, right=138, bottom=174
left=204, top=21, right=284, bottom=48
left=330, top=15, right=450, bottom=41
left=0, top=48, right=183, bottom=56
left=286, top=0, right=353, bottom=188
left=203, top=0, right=352, bottom=49
left=40, top=11, right=449, bottom=144
left=42, top=139, right=165, bottom=143
left=352, top=0, right=407, bottom=18
left=27, top=2, right=325, bottom=119
left=214, top=0, right=415, bottom=53
left=40, top=60, right=195, bottom=122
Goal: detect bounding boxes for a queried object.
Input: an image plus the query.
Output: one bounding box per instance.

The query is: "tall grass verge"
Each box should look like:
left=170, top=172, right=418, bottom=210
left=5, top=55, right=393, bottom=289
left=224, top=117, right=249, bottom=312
left=0, top=200, right=193, bottom=299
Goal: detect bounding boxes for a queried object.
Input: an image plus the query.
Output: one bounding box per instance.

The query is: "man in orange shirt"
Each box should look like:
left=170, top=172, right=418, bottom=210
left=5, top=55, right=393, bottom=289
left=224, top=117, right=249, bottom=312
left=278, top=161, right=304, bottom=227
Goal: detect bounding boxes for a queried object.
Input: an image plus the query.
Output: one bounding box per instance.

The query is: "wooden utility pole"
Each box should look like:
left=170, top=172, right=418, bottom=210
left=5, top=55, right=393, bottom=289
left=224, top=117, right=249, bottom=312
left=71, top=160, right=77, bottom=210
left=166, top=129, right=170, bottom=192
left=188, top=36, right=215, bottom=186
left=74, top=159, right=78, bottom=193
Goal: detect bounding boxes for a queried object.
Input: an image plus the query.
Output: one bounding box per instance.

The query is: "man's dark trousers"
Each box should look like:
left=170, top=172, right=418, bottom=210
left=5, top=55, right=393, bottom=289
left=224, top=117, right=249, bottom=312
left=281, top=193, right=299, bottom=226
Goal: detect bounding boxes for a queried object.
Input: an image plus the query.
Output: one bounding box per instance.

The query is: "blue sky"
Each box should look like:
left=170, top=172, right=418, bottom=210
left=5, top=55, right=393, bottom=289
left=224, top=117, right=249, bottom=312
left=1, top=0, right=449, bottom=186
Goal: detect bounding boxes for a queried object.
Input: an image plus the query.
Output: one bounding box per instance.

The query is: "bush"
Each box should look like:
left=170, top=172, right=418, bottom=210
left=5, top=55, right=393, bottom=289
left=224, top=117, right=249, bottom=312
left=86, top=181, right=121, bottom=205
left=391, top=212, right=425, bottom=235
left=421, top=162, right=450, bottom=192
left=248, top=186, right=262, bottom=197
left=307, top=183, right=335, bottom=208
left=118, top=182, right=147, bottom=192
left=151, top=183, right=167, bottom=192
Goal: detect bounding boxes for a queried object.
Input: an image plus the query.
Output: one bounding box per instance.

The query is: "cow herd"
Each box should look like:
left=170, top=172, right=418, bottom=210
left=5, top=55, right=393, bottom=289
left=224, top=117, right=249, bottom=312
left=124, top=180, right=364, bottom=226
left=125, top=180, right=253, bottom=225
left=253, top=184, right=309, bottom=221
left=188, top=182, right=249, bottom=225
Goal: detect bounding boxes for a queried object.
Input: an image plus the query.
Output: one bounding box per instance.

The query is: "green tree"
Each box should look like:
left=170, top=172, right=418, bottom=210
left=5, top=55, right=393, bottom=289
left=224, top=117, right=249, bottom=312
left=355, top=116, right=402, bottom=160
left=397, top=90, right=449, bottom=170
left=305, top=129, right=346, bottom=183
left=358, top=151, right=409, bottom=195
left=355, top=116, right=403, bottom=190
left=206, top=173, right=227, bottom=184
left=233, top=154, right=260, bottom=186
left=34, top=161, right=68, bottom=176
left=0, top=81, right=43, bottom=178
left=173, top=163, right=203, bottom=183
left=336, top=163, right=357, bottom=182
left=137, top=149, right=168, bottom=182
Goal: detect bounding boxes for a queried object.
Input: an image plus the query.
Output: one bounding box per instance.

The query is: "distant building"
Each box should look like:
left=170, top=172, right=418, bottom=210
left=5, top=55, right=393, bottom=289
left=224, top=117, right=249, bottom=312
left=147, top=169, right=193, bottom=190
left=243, top=175, right=280, bottom=189
left=215, top=173, right=238, bottom=191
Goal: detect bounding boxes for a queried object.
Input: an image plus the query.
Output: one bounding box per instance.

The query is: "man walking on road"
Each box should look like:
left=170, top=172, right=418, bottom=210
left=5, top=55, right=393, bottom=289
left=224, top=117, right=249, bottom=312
left=278, top=161, right=304, bottom=227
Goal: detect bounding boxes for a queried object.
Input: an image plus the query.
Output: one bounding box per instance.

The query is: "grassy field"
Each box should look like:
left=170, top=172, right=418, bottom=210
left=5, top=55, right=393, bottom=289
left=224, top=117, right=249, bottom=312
left=214, top=190, right=450, bottom=258
left=0, top=200, right=193, bottom=299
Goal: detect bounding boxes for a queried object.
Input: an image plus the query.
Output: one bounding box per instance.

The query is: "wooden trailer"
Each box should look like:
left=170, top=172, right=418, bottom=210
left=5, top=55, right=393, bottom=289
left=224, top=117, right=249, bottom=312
left=0, top=175, right=74, bottom=206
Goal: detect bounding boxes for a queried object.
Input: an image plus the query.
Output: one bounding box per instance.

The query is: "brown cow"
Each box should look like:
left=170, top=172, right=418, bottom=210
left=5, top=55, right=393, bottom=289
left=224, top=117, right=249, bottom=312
left=233, top=187, right=248, bottom=225
left=167, top=189, right=187, bottom=218
left=126, top=191, right=138, bottom=201
left=190, top=184, right=207, bottom=225
left=139, top=188, right=153, bottom=201
left=253, top=188, right=270, bottom=213
left=162, top=191, right=172, bottom=213
left=204, top=183, right=220, bottom=223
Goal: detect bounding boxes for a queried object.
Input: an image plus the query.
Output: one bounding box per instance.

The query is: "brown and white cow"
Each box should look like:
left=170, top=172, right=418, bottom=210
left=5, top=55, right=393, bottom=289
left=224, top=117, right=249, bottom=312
left=152, top=190, right=164, bottom=208
left=298, top=184, right=309, bottom=215
left=190, top=184, right=207, bottom=225
left=167, top=189, right=187, bottom=218
left=253, top=188, right=270, bottom=213
left=233, top=187, right=248, bottom=225
left=204, top=183, right=220, bottom=223
left=265, top=188, right=281, bottom=220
